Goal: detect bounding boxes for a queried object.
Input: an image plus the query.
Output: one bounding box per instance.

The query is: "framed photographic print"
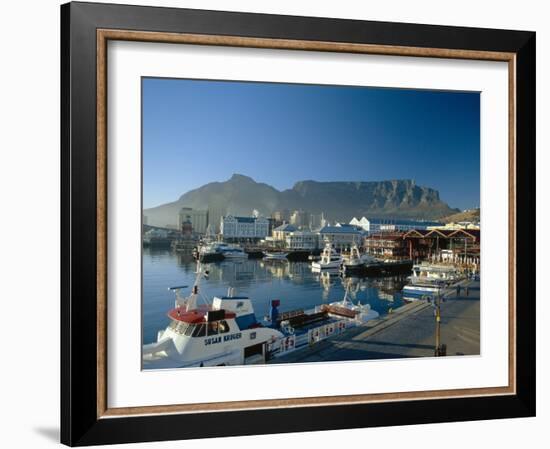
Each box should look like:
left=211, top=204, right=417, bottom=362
left=60, top=1, right=536, bottom=446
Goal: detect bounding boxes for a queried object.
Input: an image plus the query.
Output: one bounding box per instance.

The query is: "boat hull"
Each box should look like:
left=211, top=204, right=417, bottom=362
left=263, top=252, right=289, bottom=260
left=312, top=261, right=342, bottom=270
left=198, top=252, right=225, bottom=262
left=222, top=253, right=248, bottom=259
left=402, top=284, right=442, bottom=297
left=364, top=260, right=413, bottom=276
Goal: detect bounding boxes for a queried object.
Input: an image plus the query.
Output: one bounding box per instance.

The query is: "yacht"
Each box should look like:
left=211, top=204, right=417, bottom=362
left=341, top=244, right=379, bottom=274
left=409, top=263, right=461, bottom=284
left=311, top=243, right=343, bottom=271
left=402, top=281, right=444, bottom=298
left=197, top=242, right=248, bottom=261
left=196, top=241, right=225, bottom=262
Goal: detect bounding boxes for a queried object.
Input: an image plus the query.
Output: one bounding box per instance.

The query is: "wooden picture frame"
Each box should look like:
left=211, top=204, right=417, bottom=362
left=61, top=1, right=535, bottom=446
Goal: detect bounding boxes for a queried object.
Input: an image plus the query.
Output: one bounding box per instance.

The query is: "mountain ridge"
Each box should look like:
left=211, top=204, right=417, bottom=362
left=144, top=174, right=459, bottom=227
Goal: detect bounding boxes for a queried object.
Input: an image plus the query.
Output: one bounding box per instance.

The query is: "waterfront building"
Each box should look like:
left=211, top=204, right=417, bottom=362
left=285, top=230, right=319, bottom=250
left=272, top=223, right=298, bottom=241
left=365, top=228, right=481, bottom=261
left=290, top=210, right=311, bottom=228
left=221, top=215, right=270, bottom=241
left=401, top=228, right=480, bottom=260
left=207, top=204, right=226, bottom=234
left=309, top=212, right=325, bottom=230
left=179, top=207, right=208, bottom=234
left=318, top=225, right=365, bottom=250
left=181, top=219, right=193, bottom=237
left=427, top=221, right=480, bottom=231
left=271, top=209, right=291, bottom=223
left=264, top=218, right=280, bottom=235
left=364, top=233, right=409, bottom=259
left=350, top=216, right=442, bottom=234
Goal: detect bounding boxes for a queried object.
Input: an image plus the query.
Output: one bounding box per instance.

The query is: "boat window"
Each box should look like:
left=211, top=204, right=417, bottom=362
left=192, top=323, right=206, bottom=337
left=184, top=324, right=195, bottom=336
left=218, top=320, right=230, bottom=334
left=169, top=320, right=188, bottom=335
left=176, top=322, right=188, bottom=335
left=207, top=321, right=219, bottom=336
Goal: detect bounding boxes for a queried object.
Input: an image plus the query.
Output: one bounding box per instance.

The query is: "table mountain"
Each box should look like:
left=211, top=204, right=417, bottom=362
left=144, top=174, right=458, bottom=227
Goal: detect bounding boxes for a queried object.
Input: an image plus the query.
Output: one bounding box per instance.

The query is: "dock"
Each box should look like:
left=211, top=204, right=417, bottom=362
left=269, top=280, right=480, bottom=363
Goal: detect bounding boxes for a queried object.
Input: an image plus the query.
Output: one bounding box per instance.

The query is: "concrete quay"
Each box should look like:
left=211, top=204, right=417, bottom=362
left=269, top=280, right=480, bottom=364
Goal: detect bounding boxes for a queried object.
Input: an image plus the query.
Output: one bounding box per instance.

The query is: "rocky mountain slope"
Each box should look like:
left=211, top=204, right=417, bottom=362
left=144, top=174, right=458, bottom=227
left=440, top=208, right=480, bottom=224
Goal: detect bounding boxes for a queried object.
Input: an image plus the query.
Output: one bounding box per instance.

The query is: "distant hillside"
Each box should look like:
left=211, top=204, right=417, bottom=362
left=441, top=208, right=480, bottom=224
left=144, top=174, right=459, bottom=227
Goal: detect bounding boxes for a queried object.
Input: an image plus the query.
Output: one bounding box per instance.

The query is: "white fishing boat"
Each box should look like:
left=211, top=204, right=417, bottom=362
left=402, top=281, right=444, bottom=298
left=143, top=265, right=282, bottom=369
left=341, top=244, right=378, bottom=274
left=196, top=241, right=248, bottom=261
left=311, top=243, right=343, bottom=271
left=410, top=263, right=461, bottom=283
left=196, top=241, right=225, bottom=261
left=143, top=263, right=380, bottom=369
left=328, top=283, right=379, bottom=323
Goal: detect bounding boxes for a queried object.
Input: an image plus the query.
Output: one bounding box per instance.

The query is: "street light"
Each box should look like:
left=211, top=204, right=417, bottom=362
left=422, top=291, right=446, bottom=357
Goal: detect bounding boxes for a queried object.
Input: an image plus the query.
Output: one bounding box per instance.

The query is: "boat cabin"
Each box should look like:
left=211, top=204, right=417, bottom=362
left=167, top=306, right=237, bottom=338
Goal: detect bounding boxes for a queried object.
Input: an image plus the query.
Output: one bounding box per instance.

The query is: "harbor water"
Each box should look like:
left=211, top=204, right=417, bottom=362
left=143, top=248, right=407, bottom=344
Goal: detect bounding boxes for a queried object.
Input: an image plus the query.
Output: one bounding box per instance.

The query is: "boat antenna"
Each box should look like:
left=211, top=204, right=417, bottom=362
left=343, top=281, right=351, bottom=305
left=190, top=260, right=212, bottom=307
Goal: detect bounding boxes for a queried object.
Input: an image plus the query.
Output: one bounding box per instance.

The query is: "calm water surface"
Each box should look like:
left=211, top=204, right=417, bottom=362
left=143, top=248, right=407, bottom=344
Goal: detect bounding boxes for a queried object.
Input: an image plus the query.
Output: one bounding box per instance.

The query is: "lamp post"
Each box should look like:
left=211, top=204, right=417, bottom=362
left=435, top=291, right=442, bottom=355
left=424, top=291, right=446, bottom=356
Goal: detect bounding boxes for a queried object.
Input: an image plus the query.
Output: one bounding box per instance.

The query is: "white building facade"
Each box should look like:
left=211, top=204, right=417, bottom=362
left=350, top=216, right=442, bottom=234
left=207, top=205, right=226, bottom=234
left=221, top=215, right=270, bottom=240
left=289, top=210, right=313, bottom=228
left=318, top=225, right=364, bottom=250
left=285, top=231, right=319, bottom=250
left=272, top=223, right=298, bottom=241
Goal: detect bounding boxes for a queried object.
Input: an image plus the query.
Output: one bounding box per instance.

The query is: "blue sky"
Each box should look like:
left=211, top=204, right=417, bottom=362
left=142, top=78, right=479, bottom=210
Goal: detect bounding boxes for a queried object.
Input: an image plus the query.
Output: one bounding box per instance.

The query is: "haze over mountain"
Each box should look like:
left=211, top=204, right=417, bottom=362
left=143, top=174, right=459, bottom=228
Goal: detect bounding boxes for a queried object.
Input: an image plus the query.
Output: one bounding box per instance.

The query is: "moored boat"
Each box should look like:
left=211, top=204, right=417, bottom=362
left=143, top=263, right=380, bottom=369
left=196, top=242, right=248, bottom=261
left=402, top=281, right=444, bottom=298
left=341, top=244, right=379, bottom=274
left=409, top=263, right=462, bottom=284
left=363, top=258, right=413, bottom=276
left=328, top=283, right=380, bottom=322
left=196, top=241, right=225, bottom=262
left=311, top=243, right=343, bottom=271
